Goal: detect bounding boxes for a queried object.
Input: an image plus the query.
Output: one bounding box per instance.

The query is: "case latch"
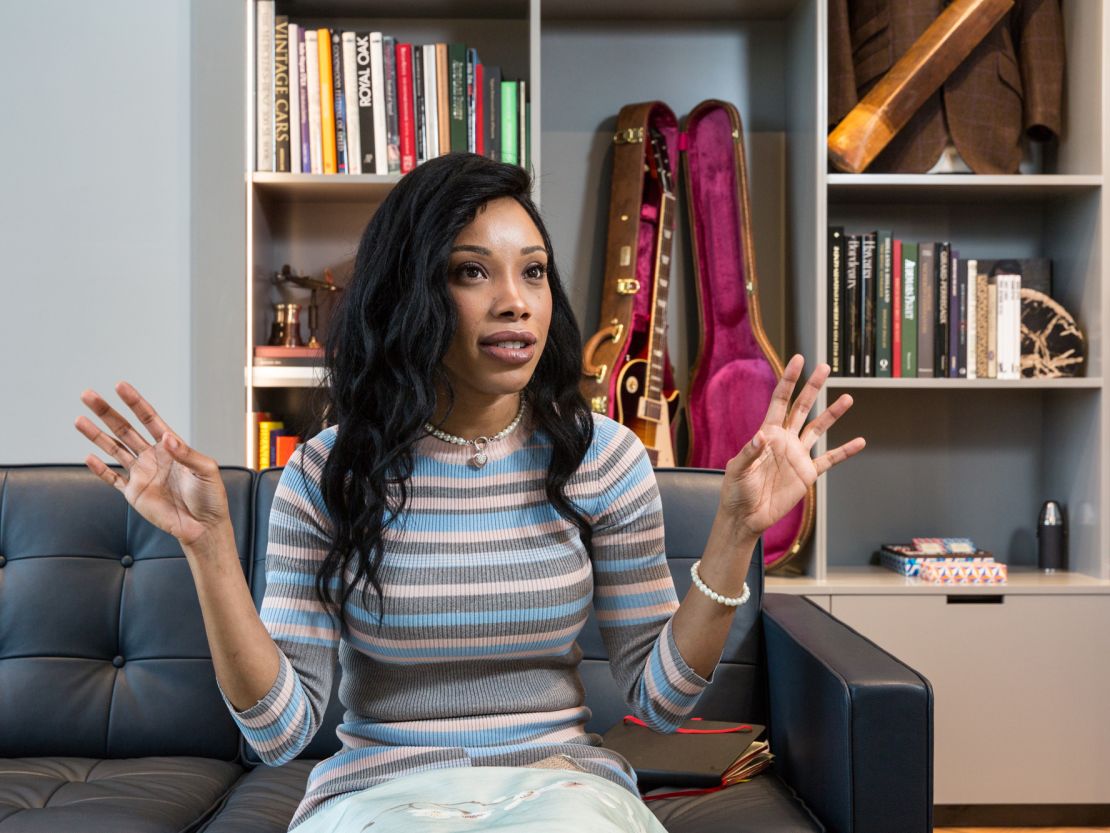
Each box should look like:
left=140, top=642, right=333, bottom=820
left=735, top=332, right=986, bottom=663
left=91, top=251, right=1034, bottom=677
left=613, top=127, right=644, bottom=145
left=616, top=278, right=641, bottom=295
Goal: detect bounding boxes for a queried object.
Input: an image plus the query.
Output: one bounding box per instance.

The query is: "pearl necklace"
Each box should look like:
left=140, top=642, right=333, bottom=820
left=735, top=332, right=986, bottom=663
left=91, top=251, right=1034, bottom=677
left=424, top=399, right=527, bottom=468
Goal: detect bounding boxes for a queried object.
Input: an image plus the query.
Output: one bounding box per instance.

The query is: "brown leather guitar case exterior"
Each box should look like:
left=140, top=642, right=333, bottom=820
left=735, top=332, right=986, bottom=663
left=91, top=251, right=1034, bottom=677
left=681, top=99, right=814, bottom=571
left=581, top=102, right=681, bottom=462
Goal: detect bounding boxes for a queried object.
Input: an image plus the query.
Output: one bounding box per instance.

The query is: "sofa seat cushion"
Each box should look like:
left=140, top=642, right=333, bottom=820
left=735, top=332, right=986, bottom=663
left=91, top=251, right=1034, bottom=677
left=201, top=761, right=311, bottom=833
left=0, top=757, right=241, bottom=833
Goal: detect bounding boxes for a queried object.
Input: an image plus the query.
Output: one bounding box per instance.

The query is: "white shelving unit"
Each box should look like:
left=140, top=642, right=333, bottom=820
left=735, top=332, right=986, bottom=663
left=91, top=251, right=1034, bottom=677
left=243, top=0, right=1110, bottom=811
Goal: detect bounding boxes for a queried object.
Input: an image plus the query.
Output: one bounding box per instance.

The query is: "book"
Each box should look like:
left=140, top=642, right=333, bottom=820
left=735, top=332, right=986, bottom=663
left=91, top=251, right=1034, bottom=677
left=422, top=44, right=439, bottom=161
left=341, top=32, right=362, bottom=174
left=331, top=32, right=349, bottom=174
left=917, top=242, right=936, bottom=377
left=902, top=242, right=918, bottom=378
left=296, top=25, right=311, bottom=173
left=382, top=35, right=400, bottom=173
left=936, top=242, right=950, bottom=376
left=395, top=42, right=416, bottom=173
left=975, top=258, right=1052, bottom=297
left=828, top=226, right=844, bottom=375
left=602, top=717, right=773, bottom=789
left=957, top=256, right=968, bottom=378
left=875, top=230, right=893, bottom=377
left=468, top=48, right=480, bottom=152
left=845, top=234, right=861, bottom=376
left=987, top=274, right=998, bottom=377
left=948, top=250, right=960, bottom=378
left=997, top=273, right=1022, bottom=379
left=255, top=0, right=275, bottom=171
left=965, top=258, right=978, bottom=379
left=355, top=32, right=377, bottom=174
left=258, top=420, right=285, bottom=469
left=860, top=231, right=876, bottom=377
left=317, top=27, right=337, bottom=174
left=273, top=15, right=291, bottom=173
left=436, top=43, right=450, bottom=156
left=413, top=45, right=426, bottom=164
left=449, top=43, right=468, bottom=152
left=485, top=64, right=501, bottom=161
left=518, top=80, right=527, bottom=168
left=892, top=238, right=902, bottom=377
left=500, top=79, right=519, bottom=165
left=275, top=434, right=302, bottom=467
left=304, top=29, right=324, bottom=174
left=289, top=23, right=302, bottom=175
left=268, top=429, right=293, bottom=466
left=975, top=271, right=990, bottom=378
left=475, top=61, right=485, bottom=154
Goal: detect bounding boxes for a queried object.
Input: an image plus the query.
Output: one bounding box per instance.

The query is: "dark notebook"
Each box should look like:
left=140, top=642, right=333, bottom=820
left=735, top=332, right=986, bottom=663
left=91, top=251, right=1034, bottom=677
left=602, top=716, right=772, bottom=788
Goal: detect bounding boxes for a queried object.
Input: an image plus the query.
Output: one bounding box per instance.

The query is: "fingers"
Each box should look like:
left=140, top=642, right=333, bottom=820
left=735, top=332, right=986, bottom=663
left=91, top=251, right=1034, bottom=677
left=785, top=361, right=831, bottom=435
left=727, top=430, right=767, bottom=474
left=114, top=382, right=173, bottom=447
left=763, top=354, right=804, bottom=428
left=162, top=430, right=219, bottom=479
left=82, top=453, right=127, bottom=493
left=79, top=386, right=154, bottom=457
left=800, top=393, right=854, bottom=452
left=813, top=436, right=866, bottom=476
left=74, top=414, right=138, bottom=470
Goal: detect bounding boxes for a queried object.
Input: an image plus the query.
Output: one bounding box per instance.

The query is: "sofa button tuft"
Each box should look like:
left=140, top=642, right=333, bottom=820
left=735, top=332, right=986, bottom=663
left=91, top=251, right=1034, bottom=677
left=112, top=656, right=125, bottom=668
left=0, top=555, right=6, bottom=567
left=121, top=555, right=134, bottom=567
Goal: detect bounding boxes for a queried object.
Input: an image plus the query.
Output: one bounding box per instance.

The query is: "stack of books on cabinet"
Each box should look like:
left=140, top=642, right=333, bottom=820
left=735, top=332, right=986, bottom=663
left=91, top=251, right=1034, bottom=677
left=254, top=0, right=529, bottom=176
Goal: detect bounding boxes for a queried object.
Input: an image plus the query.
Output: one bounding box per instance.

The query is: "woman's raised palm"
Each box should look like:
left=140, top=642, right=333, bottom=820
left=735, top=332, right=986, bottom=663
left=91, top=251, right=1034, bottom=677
left=75, top=382, right=230, bottom=548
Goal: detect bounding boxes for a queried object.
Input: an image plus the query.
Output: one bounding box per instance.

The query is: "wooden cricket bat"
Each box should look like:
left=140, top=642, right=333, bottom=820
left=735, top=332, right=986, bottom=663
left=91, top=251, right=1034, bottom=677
left=827, top=0, right=1014, bottom=174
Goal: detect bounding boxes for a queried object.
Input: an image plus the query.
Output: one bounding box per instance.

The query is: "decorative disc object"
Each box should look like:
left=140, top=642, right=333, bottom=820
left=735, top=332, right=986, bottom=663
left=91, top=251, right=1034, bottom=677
left=1020, top=288, right=1085, bottom=378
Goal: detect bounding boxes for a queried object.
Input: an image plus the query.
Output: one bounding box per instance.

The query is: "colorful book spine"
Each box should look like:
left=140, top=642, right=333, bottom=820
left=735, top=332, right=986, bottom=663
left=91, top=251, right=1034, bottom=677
left=975, top=271, right=990, bottom=378
left=936, top=242, right=950, bottom=376
left=860, top=231, right=876, bottom=377
left=396, top=42, right=416, bottom=173
left=485, top=65, right=501, bottom=161
left=255, top=0, right=275, bottom=171
left=317, top=28, right=337, bottom=174
left=828, top=226, right=844, bottom=376
left=500, top=79, right=519, bottom=166
left=275, top=434, right=301, bottom=467
left=965, top=258, right=978, bottom=379
left=892, top=238, right=902, bottom=377
left=845, top=234, right=860, bottom=376
left=330, top=32, right=348, bottom=174
left=916, top=242, right=936, bottom=378
left=902, top=242, right=918, bottom=378
left=274, top=16, right=291, bottom=172
left=354, top=33, right=376, bottom=174
left=289, top=23, right=301, bottom=175
left=258, top=420, right=285, bottom=469
left=413, top=45, right=426, bottom=165
left=467, top=48, right=480, bottom=153
left=519, top=81, right=527, bottom=169
left=383, top=35, right=400, bottom=174
left=437, top=43, right=450, bottom=156
left=342, top=31, right=362, bottom=174
left=875, top=230, right=892, bottom=377
left=948, top=250, right=960, bottom=377
left=305, top=30, right=323, bottom=175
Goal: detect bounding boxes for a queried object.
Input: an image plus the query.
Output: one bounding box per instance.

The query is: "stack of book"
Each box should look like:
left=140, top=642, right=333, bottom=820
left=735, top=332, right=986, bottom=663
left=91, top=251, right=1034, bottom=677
left=828, top=226, right=1053, bottom=379
left=879, top=539, right=1007, bottom=584
left=255, top=1, right=529, bottom=175
left=254, top=411, right=302, bottom=469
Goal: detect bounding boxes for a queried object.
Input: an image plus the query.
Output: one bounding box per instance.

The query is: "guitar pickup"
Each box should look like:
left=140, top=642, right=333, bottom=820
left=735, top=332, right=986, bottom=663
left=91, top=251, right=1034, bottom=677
left=637, top=398, right=663, bottom=423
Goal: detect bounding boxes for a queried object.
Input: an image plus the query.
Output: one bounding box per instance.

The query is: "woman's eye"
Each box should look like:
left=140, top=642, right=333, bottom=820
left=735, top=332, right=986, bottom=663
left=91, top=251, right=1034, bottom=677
left=525, top=263, right=548, bottom=281
left=456, top=263, right=485, bottom=280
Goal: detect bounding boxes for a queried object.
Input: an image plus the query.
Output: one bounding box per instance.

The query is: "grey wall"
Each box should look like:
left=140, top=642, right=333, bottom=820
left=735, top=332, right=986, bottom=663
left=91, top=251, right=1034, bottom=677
left=0, top=0, right=245, bottom=466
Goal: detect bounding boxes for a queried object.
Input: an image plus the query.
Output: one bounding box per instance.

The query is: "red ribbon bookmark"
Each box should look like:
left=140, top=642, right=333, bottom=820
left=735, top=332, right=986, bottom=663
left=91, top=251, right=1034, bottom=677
left=622, top=715, right=752, bottom=734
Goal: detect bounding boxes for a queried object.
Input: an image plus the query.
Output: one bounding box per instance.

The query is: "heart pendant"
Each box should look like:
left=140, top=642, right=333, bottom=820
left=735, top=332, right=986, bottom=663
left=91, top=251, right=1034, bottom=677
left=471, top=451, right=488, bottom=468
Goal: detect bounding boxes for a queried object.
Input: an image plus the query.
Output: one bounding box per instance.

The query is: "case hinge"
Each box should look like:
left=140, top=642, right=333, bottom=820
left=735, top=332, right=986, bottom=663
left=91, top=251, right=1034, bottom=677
left=590, top=396, right=609, bottom=414
left=616, top=278, right=641, bottom=295
left=613, top=127, right=644, bottom=145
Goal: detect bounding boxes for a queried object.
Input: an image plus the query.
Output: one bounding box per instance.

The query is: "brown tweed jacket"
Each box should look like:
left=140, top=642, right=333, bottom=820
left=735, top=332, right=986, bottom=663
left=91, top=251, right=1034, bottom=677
left=828, top=0, right=1064, bottom=173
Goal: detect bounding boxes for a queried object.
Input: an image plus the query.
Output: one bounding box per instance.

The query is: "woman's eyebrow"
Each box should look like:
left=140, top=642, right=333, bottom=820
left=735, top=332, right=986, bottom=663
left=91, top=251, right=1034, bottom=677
left=450, top=244, right=547, bottom=256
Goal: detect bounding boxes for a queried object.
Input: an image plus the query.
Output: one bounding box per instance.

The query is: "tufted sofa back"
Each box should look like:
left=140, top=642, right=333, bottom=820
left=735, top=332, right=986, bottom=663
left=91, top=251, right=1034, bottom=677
left=250, top=466, right=767, bottom=761
left=0, top=465, right=254, bottom=760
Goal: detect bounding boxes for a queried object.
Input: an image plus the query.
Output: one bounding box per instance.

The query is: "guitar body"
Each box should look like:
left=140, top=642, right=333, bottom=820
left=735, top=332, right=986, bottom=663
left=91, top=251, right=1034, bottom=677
left=615, top=358, right=680, bottom=467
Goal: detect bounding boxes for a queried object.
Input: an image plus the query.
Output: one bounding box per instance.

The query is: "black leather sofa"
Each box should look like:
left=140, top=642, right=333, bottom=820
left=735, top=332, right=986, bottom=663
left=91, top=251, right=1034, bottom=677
left=0, top=464, right=932, bottom=832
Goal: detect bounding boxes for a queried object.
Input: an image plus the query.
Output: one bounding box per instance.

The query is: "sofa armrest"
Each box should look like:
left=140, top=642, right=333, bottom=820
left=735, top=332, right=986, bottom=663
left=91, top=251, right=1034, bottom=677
left=761, top=593, right=933, bottom=833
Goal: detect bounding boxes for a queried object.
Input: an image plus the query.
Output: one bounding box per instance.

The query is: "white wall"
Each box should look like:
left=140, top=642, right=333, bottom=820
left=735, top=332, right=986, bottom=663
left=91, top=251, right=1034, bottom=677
left=0, top=0, right=246, bottom=466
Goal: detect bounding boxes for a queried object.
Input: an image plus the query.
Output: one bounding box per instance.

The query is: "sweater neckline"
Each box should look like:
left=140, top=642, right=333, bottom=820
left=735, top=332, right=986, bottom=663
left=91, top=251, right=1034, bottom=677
left=414, top=410, right=538, bottom=466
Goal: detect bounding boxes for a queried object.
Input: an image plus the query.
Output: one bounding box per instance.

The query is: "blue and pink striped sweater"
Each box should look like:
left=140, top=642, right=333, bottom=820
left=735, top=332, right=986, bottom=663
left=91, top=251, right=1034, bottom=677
left=228, top=412, right=710, bottom=829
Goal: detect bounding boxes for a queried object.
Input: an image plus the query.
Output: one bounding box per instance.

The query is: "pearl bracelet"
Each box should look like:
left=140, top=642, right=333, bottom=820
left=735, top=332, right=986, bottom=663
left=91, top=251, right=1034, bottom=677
left=690, top=560, right=751, bottom=607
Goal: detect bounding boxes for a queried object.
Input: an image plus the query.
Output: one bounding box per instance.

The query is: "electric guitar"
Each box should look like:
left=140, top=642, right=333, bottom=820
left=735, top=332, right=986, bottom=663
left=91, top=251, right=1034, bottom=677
left=615, top=128, right=680, bottom=467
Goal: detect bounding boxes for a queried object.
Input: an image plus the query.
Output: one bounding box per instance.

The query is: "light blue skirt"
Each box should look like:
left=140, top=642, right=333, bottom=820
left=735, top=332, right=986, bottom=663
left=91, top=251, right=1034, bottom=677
left=291, top=765, right=667, bottom=833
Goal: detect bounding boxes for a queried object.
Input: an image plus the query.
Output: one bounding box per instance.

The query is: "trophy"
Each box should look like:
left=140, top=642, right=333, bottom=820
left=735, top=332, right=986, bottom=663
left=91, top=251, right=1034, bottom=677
left=272, top=264, right=345, bottom=348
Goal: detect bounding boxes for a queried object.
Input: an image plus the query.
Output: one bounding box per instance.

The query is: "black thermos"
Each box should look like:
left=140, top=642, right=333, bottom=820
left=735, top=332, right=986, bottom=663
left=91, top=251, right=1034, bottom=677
left=1037, top=500, right=1066, bottom=573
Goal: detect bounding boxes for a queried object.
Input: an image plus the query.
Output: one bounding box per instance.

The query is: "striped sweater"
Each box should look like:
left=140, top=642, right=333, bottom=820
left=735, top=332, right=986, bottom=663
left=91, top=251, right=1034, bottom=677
left=227, top=412, right=710, bottom=829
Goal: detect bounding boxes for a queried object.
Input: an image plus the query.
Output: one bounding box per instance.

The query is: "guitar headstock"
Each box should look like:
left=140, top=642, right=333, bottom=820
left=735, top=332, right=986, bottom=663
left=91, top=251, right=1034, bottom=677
left=647, top=127, right=673, bottom=196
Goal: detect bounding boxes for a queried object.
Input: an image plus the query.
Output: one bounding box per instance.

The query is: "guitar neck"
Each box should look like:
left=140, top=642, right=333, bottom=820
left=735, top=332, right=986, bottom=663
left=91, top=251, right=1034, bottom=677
left=640, top=190, right=677, bottom=423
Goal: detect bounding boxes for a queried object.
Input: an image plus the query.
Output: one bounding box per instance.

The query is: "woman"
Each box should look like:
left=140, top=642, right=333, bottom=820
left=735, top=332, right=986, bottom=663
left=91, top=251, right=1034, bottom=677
left=74, top=153, right=864, bottom=832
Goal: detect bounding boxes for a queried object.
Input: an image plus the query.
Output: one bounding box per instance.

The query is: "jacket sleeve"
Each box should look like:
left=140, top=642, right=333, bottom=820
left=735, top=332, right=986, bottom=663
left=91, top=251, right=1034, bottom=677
left=220, top=430, right=340, bottom=765
left=1015, top=0, right=1064, bottom=140
left=586, top=422, right=712, bottom=732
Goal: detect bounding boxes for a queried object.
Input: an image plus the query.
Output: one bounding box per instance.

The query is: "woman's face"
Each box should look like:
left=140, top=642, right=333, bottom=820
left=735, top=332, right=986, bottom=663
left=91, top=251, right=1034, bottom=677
left=441, top=196, right=553, bottom=401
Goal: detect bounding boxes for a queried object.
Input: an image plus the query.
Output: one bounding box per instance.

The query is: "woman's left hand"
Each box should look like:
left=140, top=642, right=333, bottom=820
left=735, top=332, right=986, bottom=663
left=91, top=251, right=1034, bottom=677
left=720, top=354, right=865, bottom=539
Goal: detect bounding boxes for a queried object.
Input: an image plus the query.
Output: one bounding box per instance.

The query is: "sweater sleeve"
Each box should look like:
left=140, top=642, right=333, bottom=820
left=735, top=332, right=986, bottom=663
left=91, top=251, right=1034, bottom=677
left=221, top=428, right=341, bottom=765
left=587, top=419, right=711, bottom=732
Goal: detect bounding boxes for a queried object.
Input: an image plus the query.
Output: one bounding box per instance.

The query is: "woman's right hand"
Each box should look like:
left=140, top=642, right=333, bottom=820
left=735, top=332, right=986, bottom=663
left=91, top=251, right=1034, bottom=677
left=75, top=382, right=231, bottom=550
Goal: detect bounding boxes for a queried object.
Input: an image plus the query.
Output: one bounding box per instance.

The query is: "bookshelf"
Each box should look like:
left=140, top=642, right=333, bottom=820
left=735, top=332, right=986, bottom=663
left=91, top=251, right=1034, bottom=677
left=243, top=0, right=1110, bottom=808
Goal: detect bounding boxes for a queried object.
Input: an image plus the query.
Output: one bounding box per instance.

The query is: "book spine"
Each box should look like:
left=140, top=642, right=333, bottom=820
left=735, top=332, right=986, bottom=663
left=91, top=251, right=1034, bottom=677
left=860, top=231, right=875, bottom=377
left=288, top=23, right=301, bottom=175
left=965, top=259, right=977, bottom=379
left=305, top=31, right=323, bottom=175
left=423, top=45, right=438, bottom=160
left=255, top=0, right=275, bottom=171
left=258, top=420, right=284, bottom=469
left=828, top=226, right=844, bottom=376
left=371, top=33, right=389, bottom=174
left=902, top=242, right=918, bottom=378
left=875, top=230, right=892, bottom=377
left=892, top=238, right=902, bottom=378
left=997, top=275, right=1017, bottom=378
left=519, top=81, right=527, bottom=169
left=342, top=32, right=362, bottom=174
left=936, top=242, right=950, bottom=376
left=330, top=33, right=348, bottom=174
left=317, top=28, right=337, bottom=174
left=486, top=65, right=501, bottom=161
left=475, top=62, right=485, bottom=155
left=298, top=27, right=311, bottom=173
left=500, top=80, right=519, bottom=165
left=396, top=43, right=416, bottom=173
left=274, top=16, right=291, bottom=172
left=383, top=35, right=400, bottom=174
left=917, top=242, right=936, bottom=378
left=948, top=251, right=960, bottom=377
left=957, top=258, right=968, bottom=377
left=449, top=43, right=468, bottom=152
left=467, top=49, right=478, bottom=153
left=987, top=275, right=998, bottom=378
left=845, top=234, right=860, bottom=376
left=354, top=33, right=376, bottom=175
left=975, top=272, right=990, bottom=378
left=437, top=43, right=450, bottom=155
left=413, top=45, right=426, bottom=164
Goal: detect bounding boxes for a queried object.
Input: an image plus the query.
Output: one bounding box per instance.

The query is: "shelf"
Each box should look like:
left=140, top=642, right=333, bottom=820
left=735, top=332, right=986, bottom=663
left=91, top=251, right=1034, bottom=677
left=250, top=366, right=327, bottom=388
left=766, top=566, right=1110, bottom=596
left=275, top=0, right=529, bottom=18
left=541, top=0, right=801, bottom=20
left=825, top=377, right=1100, bottom=390
left=251, top=172, right=402, bottom=204
left=826, top=174, right=1101, bottom=203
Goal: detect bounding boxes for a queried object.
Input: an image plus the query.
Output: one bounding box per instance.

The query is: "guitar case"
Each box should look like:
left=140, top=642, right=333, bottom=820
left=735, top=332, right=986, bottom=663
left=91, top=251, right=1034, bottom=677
left=681, top=99, right=814, bottom=571
left=580, top=101, right=681, bottom=456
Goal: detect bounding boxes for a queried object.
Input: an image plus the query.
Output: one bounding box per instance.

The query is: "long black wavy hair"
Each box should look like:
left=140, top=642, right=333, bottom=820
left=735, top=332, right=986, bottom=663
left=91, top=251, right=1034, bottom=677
left=297, top=152, right=594, bottom=625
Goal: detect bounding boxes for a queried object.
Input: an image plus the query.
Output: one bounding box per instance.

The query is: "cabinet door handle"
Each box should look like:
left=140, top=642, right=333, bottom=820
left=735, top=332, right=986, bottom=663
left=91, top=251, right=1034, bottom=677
left=946, top=595, right=1004, bottom=604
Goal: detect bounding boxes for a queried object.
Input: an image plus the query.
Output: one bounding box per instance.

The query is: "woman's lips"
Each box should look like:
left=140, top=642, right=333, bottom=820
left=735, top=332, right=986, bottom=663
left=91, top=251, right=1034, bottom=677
left=479, top=343, right=535, bottom=364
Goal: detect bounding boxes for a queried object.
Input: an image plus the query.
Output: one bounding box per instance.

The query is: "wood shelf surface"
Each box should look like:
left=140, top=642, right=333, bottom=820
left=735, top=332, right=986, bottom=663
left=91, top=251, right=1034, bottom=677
left=251, top=172, right=401, bottom=203
left=825, top=377, right=1100, bottom=390
left=767, top=566, right=1110, bottom=596
left=827, top=173, right=1102, bottom=203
